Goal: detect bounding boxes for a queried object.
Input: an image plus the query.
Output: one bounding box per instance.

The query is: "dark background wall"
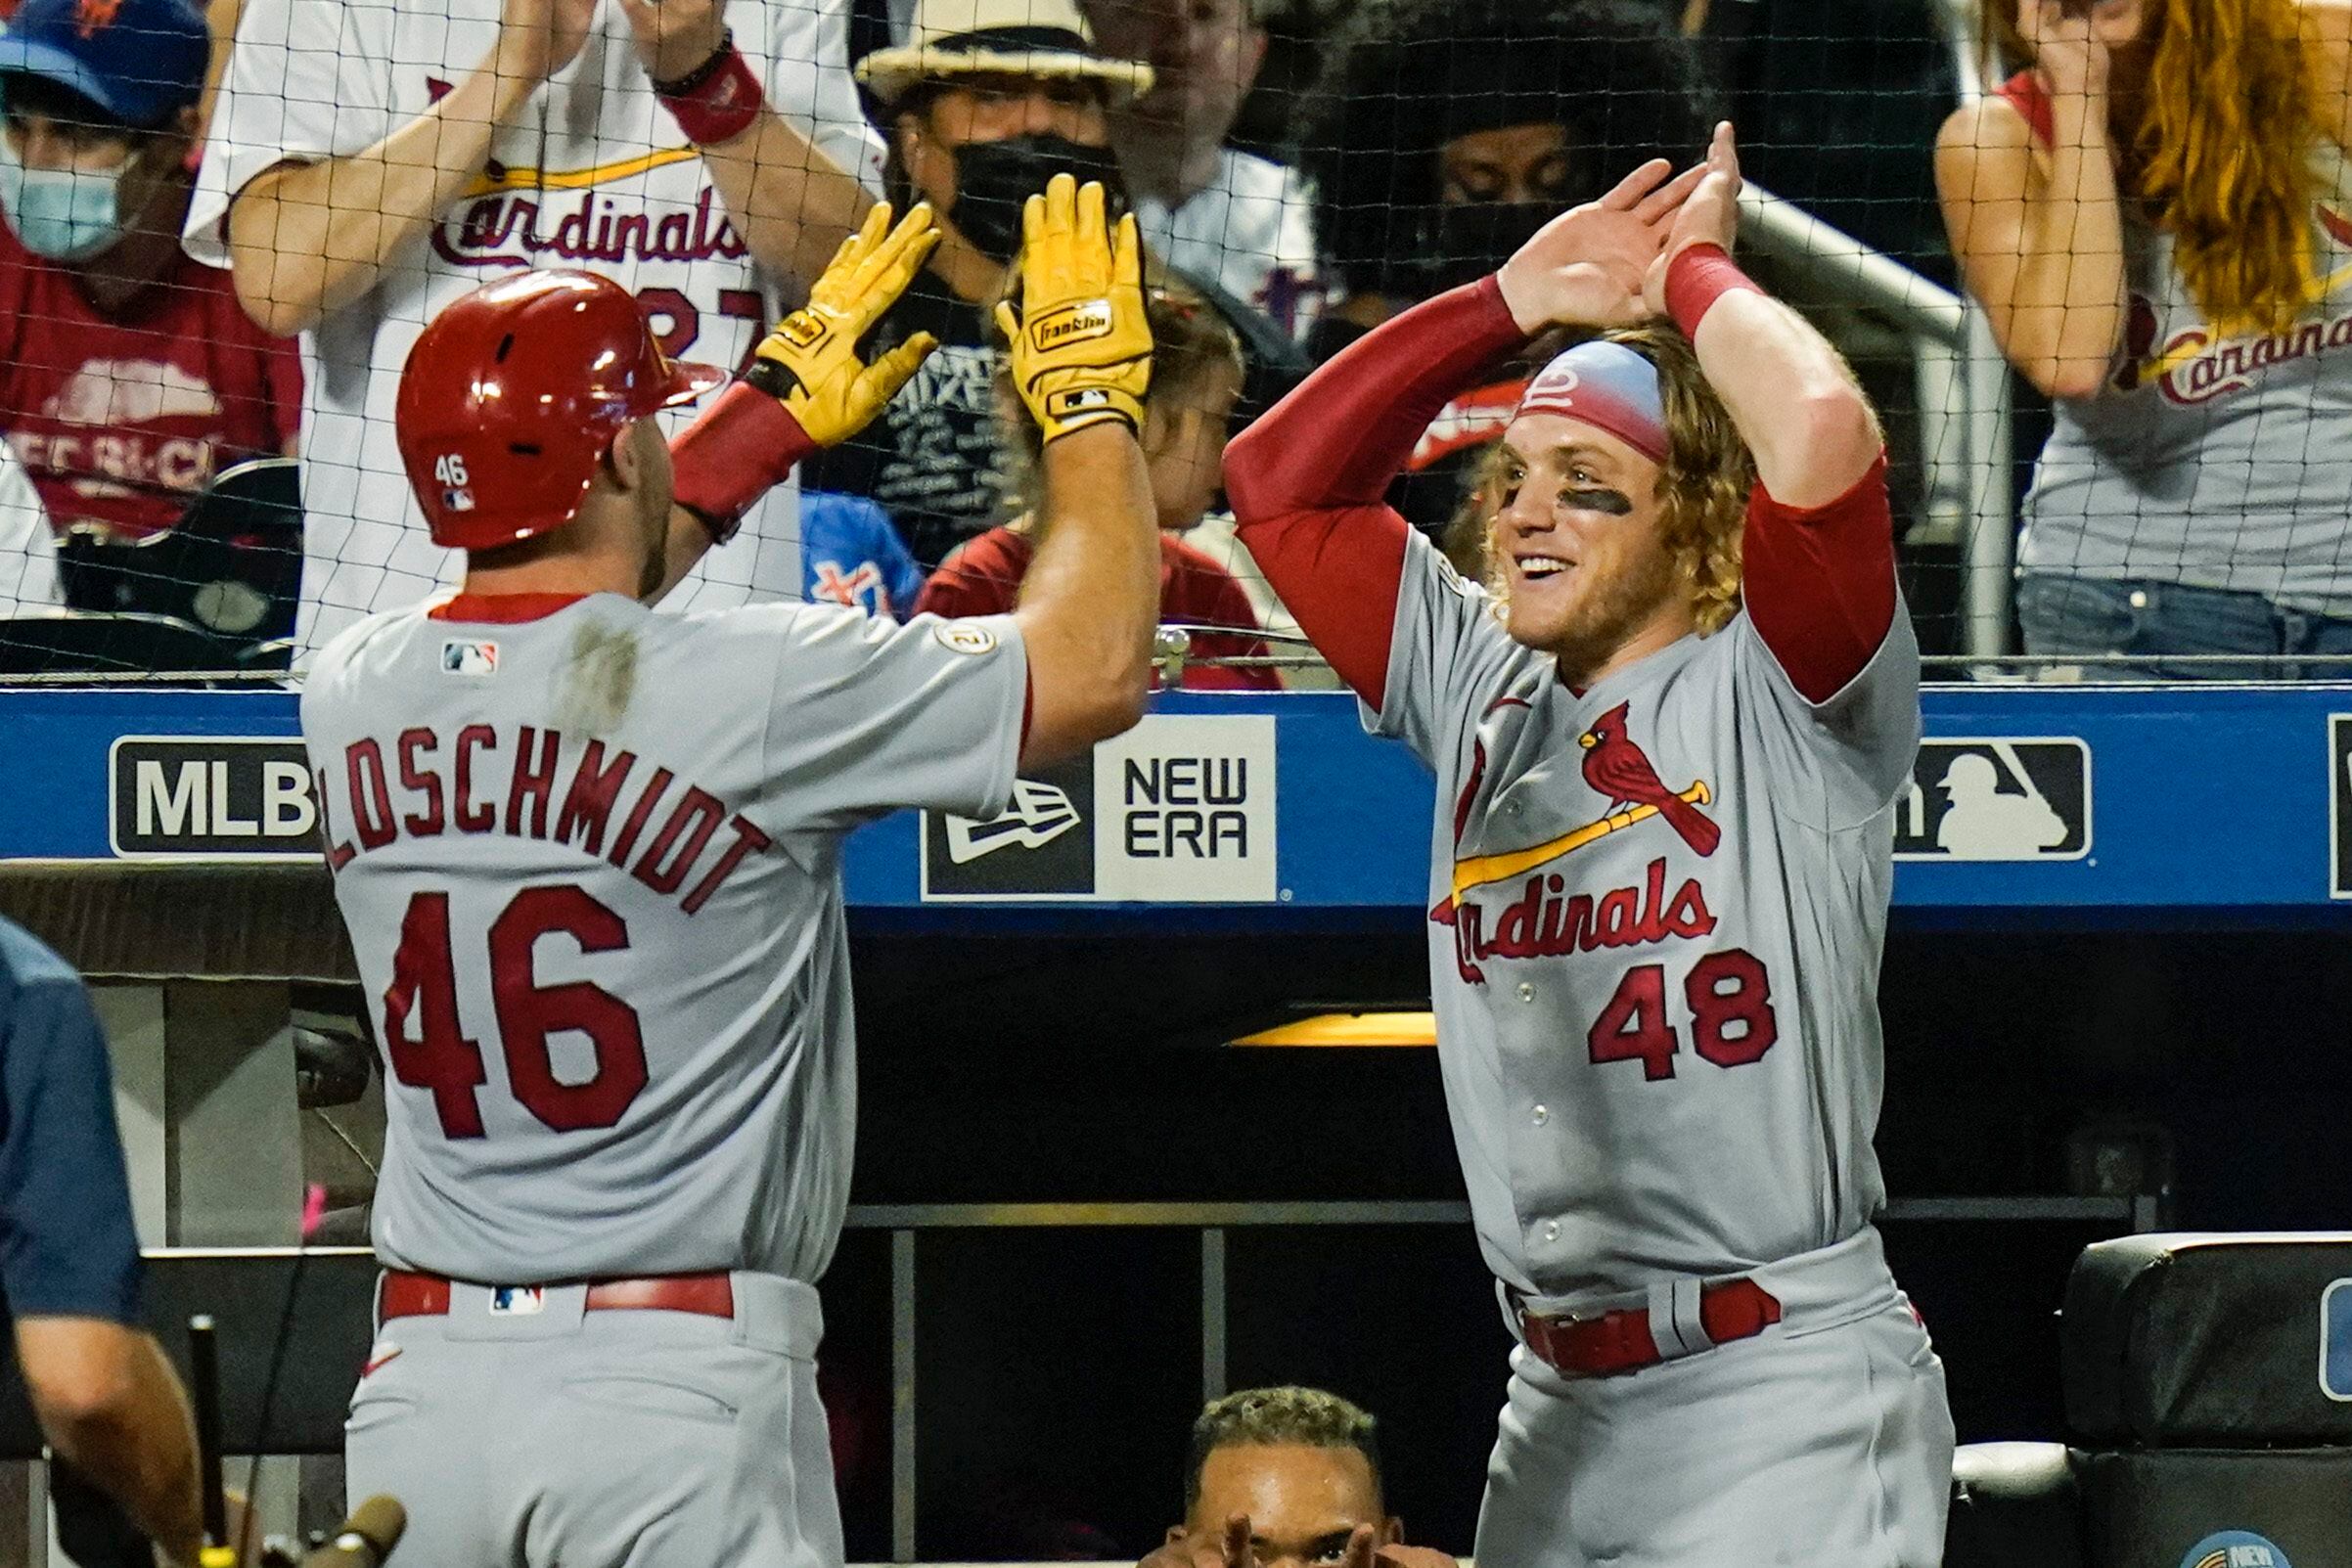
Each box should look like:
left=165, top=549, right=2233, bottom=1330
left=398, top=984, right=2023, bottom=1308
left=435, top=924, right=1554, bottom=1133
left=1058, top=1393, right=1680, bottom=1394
left=816, top=924, right=2352, bottom=1559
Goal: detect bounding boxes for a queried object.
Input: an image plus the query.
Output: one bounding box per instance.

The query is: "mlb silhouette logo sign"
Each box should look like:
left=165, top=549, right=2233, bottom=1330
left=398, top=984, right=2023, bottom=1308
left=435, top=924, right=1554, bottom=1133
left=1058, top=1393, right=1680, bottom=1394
left=1893, top=739, right=2091, bottom=861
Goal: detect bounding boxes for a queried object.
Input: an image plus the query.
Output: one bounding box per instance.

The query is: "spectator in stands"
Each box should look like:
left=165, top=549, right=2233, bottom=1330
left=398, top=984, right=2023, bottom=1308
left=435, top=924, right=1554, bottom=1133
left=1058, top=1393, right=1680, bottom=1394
left=1139, top=1387, right=1458, bottom=1568
left=918, top=269, right=1278, bottom=689
left=1296, top=0, right=1714, bottom=537
left=1938, top=0, right=2352, bottom=675
left=1081, top=0, right=1324, bottom=336
left=189, top=0, right=885, bottom=658
left=0, top=0, right=301, bottom=623
left=0, top=916, right=208, bottom=1567
left=802, top=487, right=928, bottom=618
left=816, top=0, right=1148, bottom=573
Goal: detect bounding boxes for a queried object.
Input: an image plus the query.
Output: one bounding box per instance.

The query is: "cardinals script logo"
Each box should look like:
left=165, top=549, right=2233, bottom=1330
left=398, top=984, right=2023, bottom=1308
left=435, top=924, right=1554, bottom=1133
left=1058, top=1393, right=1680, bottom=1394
left=1436, top=702, right=1720, bottom=983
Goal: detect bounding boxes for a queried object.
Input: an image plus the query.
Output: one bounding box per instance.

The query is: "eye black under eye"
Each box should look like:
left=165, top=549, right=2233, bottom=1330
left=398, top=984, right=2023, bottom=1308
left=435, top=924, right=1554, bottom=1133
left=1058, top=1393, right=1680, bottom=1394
left=1562, top=487, right=1633, bottom=516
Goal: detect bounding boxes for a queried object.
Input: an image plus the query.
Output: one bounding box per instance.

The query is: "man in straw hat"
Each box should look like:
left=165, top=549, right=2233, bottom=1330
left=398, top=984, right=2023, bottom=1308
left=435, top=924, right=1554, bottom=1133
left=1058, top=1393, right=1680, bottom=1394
left=804, top=0, right=1152, bottom=573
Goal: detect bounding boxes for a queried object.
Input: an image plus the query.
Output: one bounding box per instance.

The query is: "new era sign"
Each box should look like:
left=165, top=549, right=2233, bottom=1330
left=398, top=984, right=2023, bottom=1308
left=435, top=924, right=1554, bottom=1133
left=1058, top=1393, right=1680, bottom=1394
left=922, top=715, right=1278, bottom=902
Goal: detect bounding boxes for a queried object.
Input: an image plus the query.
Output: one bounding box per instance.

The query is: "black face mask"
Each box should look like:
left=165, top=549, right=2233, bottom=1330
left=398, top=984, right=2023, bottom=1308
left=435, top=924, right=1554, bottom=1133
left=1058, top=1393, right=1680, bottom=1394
left=947, top=134, right=1128, bottom=263
left=1397, top=201, right=1565, bottom=296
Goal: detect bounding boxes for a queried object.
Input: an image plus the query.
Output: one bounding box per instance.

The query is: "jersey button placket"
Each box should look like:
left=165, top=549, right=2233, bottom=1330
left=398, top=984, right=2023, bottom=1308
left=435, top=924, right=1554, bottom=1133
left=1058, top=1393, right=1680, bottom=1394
left=1531, top=1104, right=1548, bottom=1126
left=1542, top=1220, right=1561, bottom=1244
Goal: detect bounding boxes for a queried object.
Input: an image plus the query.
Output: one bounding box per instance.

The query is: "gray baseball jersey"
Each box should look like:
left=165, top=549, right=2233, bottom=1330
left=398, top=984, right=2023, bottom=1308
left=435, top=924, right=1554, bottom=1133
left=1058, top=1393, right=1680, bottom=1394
left=302, top=591, right=1025, bottom=1285
left=1379, top=526, right=1921, bottom=1300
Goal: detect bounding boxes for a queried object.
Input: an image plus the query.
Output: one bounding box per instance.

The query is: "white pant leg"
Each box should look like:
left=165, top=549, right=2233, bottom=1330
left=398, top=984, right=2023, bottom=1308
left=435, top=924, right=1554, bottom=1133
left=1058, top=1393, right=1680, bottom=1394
left=1475, top=1298, right=1955, bottom=1568
left=347, top=1306, right=838, bottom=1568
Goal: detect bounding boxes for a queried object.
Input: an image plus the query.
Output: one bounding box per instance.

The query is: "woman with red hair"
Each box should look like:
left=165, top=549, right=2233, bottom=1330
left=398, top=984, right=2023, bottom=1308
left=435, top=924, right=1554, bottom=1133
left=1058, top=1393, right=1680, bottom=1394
left=1938, top=0, right=2352, bottom=675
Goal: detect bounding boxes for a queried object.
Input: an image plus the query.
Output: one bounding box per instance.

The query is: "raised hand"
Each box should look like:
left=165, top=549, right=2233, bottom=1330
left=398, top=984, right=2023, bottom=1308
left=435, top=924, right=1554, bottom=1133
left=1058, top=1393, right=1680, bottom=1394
left=2022, top=0, right=2112, bottom=100
left=1643, top=121, right=1743, bottom=318
left=615, top=0, right=731, bottom=87
left=1136, top=1514, right=1252, bottom=1568
left=1495, top=157, right=1708, bottom=333
left=492, top=0, right=598, bottom=90
left=995, top=174, right=1153, bottom=443
left=747, top=201, right=942, bottom=447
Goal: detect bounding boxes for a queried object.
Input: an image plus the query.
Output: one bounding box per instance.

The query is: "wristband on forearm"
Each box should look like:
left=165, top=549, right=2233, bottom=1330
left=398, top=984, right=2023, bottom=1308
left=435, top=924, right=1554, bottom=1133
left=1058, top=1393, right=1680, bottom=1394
left=655, top=31, right=764, bottom=148
left=1664, top=244, right=1764, bottom=338
left=668, top=381, right=819, bottom=545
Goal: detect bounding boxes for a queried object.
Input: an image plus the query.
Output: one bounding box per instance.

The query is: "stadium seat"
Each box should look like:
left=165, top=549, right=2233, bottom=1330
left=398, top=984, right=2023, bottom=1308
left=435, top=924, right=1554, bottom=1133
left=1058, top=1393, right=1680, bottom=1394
left=0, top=608, right=242, bottom=675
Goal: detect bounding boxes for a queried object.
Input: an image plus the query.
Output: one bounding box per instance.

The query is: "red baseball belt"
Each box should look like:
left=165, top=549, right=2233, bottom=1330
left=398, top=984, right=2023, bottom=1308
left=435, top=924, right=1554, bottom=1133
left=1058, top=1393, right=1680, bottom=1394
left=1515, top=1277, right=1782, bottom=1378
left=380, top=1270, right=736, bottom=1321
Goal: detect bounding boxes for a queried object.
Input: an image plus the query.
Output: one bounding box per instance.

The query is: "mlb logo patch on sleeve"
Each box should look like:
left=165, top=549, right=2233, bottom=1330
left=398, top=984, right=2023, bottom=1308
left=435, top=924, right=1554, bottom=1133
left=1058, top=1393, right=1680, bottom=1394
left=443, top=640, right=499, bottom=677
left=2321, top=1278, right=2352, bottom=1400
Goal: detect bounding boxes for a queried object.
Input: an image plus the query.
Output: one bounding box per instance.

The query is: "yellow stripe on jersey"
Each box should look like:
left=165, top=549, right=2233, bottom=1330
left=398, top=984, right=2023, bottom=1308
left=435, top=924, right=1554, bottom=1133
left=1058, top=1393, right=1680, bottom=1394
left=1449, top=782, right=1712, bottom=903
left=465, top=148, right=701, bottom=196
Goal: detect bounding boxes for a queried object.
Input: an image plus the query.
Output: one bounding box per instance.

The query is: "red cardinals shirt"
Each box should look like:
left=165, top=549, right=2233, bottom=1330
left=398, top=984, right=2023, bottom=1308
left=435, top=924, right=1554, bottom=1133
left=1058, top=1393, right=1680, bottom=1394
left=914, top=525, right=1283, bottom=691
left=0, top=222, right=302, bottom=539
left=1226, top=278, right=1921, bottom=1298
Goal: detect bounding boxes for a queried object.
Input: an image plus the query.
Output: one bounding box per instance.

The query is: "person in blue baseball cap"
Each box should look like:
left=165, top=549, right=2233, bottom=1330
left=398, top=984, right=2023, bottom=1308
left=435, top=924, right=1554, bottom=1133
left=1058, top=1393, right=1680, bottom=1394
left=0, top=0, right=210, bottom=263
left=0, top=0, right=304, bottom=631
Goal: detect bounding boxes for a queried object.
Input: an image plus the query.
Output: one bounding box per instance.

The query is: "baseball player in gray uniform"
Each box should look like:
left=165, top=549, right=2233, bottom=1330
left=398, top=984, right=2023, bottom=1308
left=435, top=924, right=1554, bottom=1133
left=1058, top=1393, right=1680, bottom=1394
left=301, top=178, right=1161, bottom=1566
left=1226, top=127, right=1955, bottom=1566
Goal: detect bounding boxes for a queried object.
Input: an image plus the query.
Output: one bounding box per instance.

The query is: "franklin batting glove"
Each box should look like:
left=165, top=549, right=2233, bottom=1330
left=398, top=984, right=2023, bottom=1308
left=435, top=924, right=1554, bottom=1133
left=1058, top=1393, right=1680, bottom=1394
left=995, top=175, right=1152, bottom=443
left=673, top=202, right=940, bottom=541
left=746, top=200, right=941, bottom=448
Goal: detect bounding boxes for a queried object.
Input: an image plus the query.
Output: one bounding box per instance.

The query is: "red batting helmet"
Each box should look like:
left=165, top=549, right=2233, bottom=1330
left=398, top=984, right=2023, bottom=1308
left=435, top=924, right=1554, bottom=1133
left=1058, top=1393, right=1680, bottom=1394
left=395, top=270, right=725, bottom=551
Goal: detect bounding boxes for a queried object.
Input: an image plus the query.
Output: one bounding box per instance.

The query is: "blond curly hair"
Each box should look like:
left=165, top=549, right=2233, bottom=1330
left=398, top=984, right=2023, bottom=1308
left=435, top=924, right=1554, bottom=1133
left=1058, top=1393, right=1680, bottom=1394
left=1476, top=326, right=1755, bottom=634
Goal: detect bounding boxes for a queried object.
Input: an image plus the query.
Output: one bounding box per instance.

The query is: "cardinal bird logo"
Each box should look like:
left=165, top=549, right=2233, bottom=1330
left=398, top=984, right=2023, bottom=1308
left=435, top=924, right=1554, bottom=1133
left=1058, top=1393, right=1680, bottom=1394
left=1432, top=699, right=1717, bottom=924
left=1577, top=703, right=1720, bottom=858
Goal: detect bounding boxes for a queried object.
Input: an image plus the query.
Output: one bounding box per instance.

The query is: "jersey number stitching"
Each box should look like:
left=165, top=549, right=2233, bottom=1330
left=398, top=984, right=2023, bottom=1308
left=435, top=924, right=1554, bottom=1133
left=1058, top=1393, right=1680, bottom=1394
left=384, top=885, right=649, bottom=1138
left=1585, top=948, right=1779, bottom=1082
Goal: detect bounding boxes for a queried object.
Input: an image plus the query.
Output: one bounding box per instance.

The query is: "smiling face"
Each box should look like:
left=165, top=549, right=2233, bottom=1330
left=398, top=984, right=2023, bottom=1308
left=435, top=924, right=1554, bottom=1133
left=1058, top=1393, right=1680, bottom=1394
left=1488, top=411, right=1691, bottom=670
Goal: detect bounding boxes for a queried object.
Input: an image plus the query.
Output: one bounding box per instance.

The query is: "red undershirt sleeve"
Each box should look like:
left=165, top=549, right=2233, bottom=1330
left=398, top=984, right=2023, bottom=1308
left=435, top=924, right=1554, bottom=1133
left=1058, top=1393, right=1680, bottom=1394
left=1224, top=277, right=1527, bottom=711
left=1740, top=453, right=1899, bottom=704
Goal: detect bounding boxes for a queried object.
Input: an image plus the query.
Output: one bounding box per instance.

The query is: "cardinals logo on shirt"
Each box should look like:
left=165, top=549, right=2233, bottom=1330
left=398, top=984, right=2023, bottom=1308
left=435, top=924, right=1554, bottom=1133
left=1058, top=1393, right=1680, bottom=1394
left=1438, top=701, right=1717, bottom=913
left=1431, top=701, right=1721, bottom=980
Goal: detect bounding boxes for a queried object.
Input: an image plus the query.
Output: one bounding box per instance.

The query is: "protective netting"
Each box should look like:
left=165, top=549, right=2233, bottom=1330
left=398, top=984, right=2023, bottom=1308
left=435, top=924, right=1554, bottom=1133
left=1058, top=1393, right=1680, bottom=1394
left=0, top=0, right=2338, bottom=679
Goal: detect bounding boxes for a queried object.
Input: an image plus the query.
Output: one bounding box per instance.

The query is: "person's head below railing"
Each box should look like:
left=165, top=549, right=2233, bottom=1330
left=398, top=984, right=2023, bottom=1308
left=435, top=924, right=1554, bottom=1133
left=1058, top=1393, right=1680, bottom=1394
left=1140, top=1386, right=1460, bottom=1568
left=913, top=265, right=1281, bottom=691
left=1937, top=0, right=2352, bottom=679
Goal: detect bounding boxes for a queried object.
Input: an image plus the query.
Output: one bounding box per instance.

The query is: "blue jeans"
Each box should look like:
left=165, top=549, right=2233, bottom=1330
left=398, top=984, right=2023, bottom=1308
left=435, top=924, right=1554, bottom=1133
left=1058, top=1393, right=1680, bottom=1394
left=2015, top=574, right=2352, bottom=680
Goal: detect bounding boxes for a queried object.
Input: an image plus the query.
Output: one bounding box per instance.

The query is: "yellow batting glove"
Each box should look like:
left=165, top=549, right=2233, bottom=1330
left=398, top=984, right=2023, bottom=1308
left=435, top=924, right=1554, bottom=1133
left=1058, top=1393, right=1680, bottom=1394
left=994, top=174, right=1152, bottom=443
left=747, top=201, right=942, bottom=448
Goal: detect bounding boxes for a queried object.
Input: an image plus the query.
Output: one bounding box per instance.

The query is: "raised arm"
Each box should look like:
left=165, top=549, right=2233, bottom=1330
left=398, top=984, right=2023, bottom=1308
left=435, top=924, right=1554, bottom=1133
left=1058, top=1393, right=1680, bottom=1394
left=1933, top=1, right=2128, bottom=400
left=662, top=202, right=942, bottom=599
left=613, top=0, right=888, bottom=286
left=1646, top=124, right=1895, bottom=701
left=1226, top=158, right=1696, bottom=707
left=1221, top=283, right=1524, bottom=705
left=222, top=0, right=588, bottom=338
left=998, top=178, right=1160, bottom=771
